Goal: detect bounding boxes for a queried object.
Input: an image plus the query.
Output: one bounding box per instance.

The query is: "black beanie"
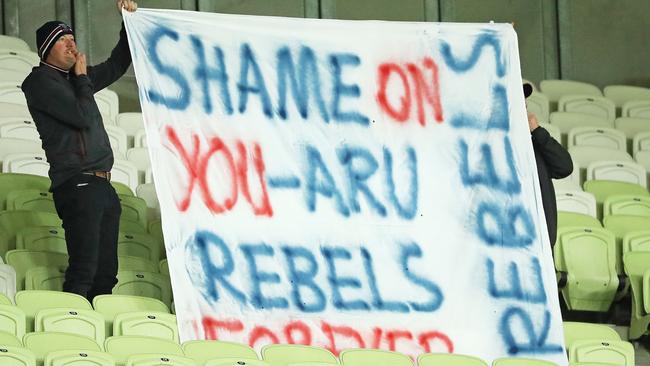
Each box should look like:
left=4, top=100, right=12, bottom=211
left=36, top=20, right=74, bottom=60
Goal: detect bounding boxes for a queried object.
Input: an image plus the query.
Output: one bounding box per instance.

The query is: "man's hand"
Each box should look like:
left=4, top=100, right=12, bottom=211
left=117, top=0, right=138, bottom=12
left=527, top=112, right=539, bottom=133
left=73, top=52, right=87, bottom=76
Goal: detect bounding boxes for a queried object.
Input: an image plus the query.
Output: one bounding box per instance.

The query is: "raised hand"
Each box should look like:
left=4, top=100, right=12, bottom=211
left=117, top=0, right=138, bottom=13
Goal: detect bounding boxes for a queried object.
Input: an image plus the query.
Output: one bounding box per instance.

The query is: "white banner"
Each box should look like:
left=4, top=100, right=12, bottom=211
left=124, top=9, right=567, bottom=365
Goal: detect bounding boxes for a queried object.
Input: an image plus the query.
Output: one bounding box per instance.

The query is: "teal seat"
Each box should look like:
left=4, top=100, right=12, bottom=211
left=0, top=210, right=62, bottom=257
left=0, top=305, right=26, bottom=339
left=417, top=352, right=487, bottom=365
left=6, top=249, right=68, bottom=291
left=104, top=336, right=183, bottom=366
left=15, top=226, right=66, bottom=254
left=493, top=358, right=559, bottom=366
left=0, top=173, right=50, bottom=210
left=562, top=322, right=620, bottom=351
left=603, top=215, right=650, bottom=273
left=25, top=266, right=65, bottom=291
left=23, top=332, right=102, bottom=365
left=0, top=345, right=36, bottom=366
left=93, top=295, right=169, bottom=339
left=339, top=349, right=412, bottom=366
left=261, top=344, right=337, bottom=366
left=113, top=311, right=178, bottom=342
left=35, top=308, right=105, bottom=345
left=15, top=291, right=92, bottom=332
left=45, top=350, right=115, bottom=366
left=622, top=252, right=650, bottom=340
left=182, top=340, right=258, bottom=365
left=568, top=340, right=634, bottom=365
left=555, top=227, right=619, bottom=312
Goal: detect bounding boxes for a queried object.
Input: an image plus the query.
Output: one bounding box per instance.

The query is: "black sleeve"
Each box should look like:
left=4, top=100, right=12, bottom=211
left=531, top=126, right=574, bottom=179
left=22, top=72, right=95, bottom=130
left=87, top=22, right=132, bottom=92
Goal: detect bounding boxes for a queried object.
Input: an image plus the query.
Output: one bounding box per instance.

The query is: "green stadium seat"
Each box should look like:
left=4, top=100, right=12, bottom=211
left=118, top=256, right=157, bottom=273
left=24, top=332, right=102, bottom=365
left=35, top=308, right=105, bottom=345
left=15, top=291, right=92, bottom=332
left=0, top=345, right=36, bottom=366
left=554, top=227, right=619, bottom=311
left=6, top=250, right=68, bottom=291
left=339, top=349, right=412, bottom=366
left=93, top=295, right=169, bottom=339
left=417, top=352, right=487, bottom=365
left=159, top=259, right=169, bottom=277
left=262, top=345, right=337, bottom=366
left=0, top=210, right=61, bottom=257
left=104, top=336, right=183, bottom=366
left=583, top=180, right=649, bottom=218
left=5, top=189, right=55, bottom=213
left=119, top=219, right=146, bottom=234
left=0, top=331, right=22, bottom=346
left=113, top=311, right=178, bottom=342
left=622, top=252, right=650, bottom=340
left=562, top=322, right=620, bottom=351
left=604, top=195, right=650, bottom=218
left=559, top=95, right=616, bottom=123
left=15, top=226, right=66, bottom=254
left=44, top=350, right=115, bottom=366
left=114, top=271, right=172, bottom=307
left=25, top=266, right=65, bottom=291
left=206, top=359, right=268, bottom=366
left=623, top=100, right=650, bottom=119
left=0, top=173, right=50, bottom=210
left=125, top=354, right=196, bottom=366
left=182, top=340, right=258, bottom=365
left=0, top=305, right=26, bottom=339
left=556, top=190, right=597, bottom=217
left=603, top=85, right=650, bottom=107
left=586, top=161, right=646, bottom=188
left=117, top=232, right=161, bottom=262
left=557, top=212, right=602, bottom=228
left=493, top=358, right=559, bottom=366
left=622, top=230, right=650, bottom=254
left=0, top=264, right=17, bottom=301
left=112, top=182, right=134, bottom=197
left=604, top=215, right=650, bottom=272
left=118, top=195, right=148, bottom=230
left=567, top=127, right=626, bottom=152
left=0, top=293, right=12, bottom=305
left=568, top=340, right=634, bottom=365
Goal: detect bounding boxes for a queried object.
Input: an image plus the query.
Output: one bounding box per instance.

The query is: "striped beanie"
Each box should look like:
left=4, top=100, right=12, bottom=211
left=36, top=21, right=74, bottom=60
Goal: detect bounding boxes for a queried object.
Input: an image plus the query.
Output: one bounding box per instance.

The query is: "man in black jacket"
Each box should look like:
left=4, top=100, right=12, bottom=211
left=524, top=83, right=573, bottom=247
left=21, top=0, right=137, bottom=301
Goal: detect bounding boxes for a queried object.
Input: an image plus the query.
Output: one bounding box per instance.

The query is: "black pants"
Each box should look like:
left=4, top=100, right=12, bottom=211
left=53, top=173, right=121, bottom=302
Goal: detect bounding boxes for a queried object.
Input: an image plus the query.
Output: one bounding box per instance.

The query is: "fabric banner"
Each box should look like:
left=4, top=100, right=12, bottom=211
left=124, top=9, right=567, bottom=365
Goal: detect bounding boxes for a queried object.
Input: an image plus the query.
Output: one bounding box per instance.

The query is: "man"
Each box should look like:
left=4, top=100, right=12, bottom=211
left=21, top=0, right=138, bottom=301
left=524, top=83, right=573, bottom=247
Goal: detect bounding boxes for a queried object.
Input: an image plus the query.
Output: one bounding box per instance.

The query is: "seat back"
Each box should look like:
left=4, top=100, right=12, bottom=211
left=0, top=173, right=50, bottom=210
left=93, top=294, right=169, bottom=339
left=559, top=95, right=616, bottom=122
left=0, top=117, right=39, bottom=141
left=15, top=290, right=92, bottom=332
left=6, top=189, right=55, bottom=214
left=623, top=100, right=650, bottom=119
left=569, top=340, right=634, bottom=365
left=527, top=92, right=550, bottom=122
left=540, top=80, right=602, bottom=103
left=262, top=344, right=338, bottom=366
left=586, top=161, right=646, bottom=187
left=0, top=345, right=36, bottom=366
left=113, top=311, right=178, bottom=342
left=45, top=350, right=115, bottom=366
left=604, top=85, right=650, bottom=107
left=417, top=352, right=487, bottom=366
left=182, top=340, right=258, bottom=366
left=562, top=321, right=620, bottom=351
left=104, top=336, right=183, bottom=366
left=604, top=195, right=650, bottom=218
left=35, top=308, right=105, bottom=345
left=6, top=250, right=68, bottom=291
left=0, top=304, right=26, bottom=338
left=23, top=332, right=101, bottom=365
left=339, top=349, right=412, bottom=366
left=615, top=117, right=650, bottom=139
left=25, top=266, right=65, bottom=291
left=0, top=264, right=17, bottom=301
left=556, top=190, right=597, bottom=217
left=114, top=271, right=172, bottom=307
left=15, top=226, right=66, bottom=254
left=117, top=232, right=161, bottom=262
left=493, top=358, right=559, bottom=366
left=0, top=35, right=30, bottom=52
left=567, top=127, right=626, bottom=151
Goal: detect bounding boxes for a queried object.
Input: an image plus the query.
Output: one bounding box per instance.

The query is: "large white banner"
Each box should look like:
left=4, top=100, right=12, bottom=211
left=124, top=9, right=567, bottom=365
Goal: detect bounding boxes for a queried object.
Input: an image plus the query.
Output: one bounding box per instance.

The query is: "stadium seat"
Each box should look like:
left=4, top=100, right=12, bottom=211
left=622, top=100, right=650, bottom=119
left=567, top=127, right=626, bottom=151
left=44, top=350, right=115, bottom=366
left=113, top=311, right=178, bottom=342
left=6, top=250, right=67, bottom=291
left=570, top=147, right=633, bottom=182
left=0, top=138, right=44, bottom=169
left=262, top=344, right=337, bottom=366
left=23, top=332, right=102, bottom=365
left=339, top=349, right=412, bottom=366
left=35, top=308, right=105, bottom=344
left=114, top=271, right=172, bottom=307
left=111, top=159, right=139, bottom=193
left=126, top=354, right=196, bottom=366
left=0, top=82, right=27, bottom=105
left=116, top=113, right=145, bottom=148
left=134, top=129, right=147, bottom=148
left=603, top=195, right=650, bottom=217
left=159, top=259, right=168, bottom=277
left=583, top=180, right=649, bottom=217
left=539, top=122, right=562, bottom=143
left=118, top=256, right=157, bottom=273
left=15, top=290, right=92, bottom=332
left=559, top=95, right=616, bottom=123
left=540, top=80, right=602, bottom=111
left=586, top=161, right=646, bottom=187
left=105, top=336, right=184, bottom=366
left=557, top=212, right=601, bottom=228
left=0, top=210, right=61, bottom=255
left=568, top=340, right=634, bottom=365
left=634, top=150, right=650, bottom=176
left=93, top=294, right=169, bottom=339
left=0, top=117, right=39, bottom=141
left=119, top=219, right=146, bottom=234
left=205, top=359, right=268, bottom=366
left=527, top=92, right=550, bottom=123
left=125, top=148, right=151, bottom=185
left=182, top=340, right=258, bottom=365
left=604, top=85, right=650, bottom=107
left=135, top=183, right=159, bottom=216
left=105, top=125, right=129, bottom=158
left=0, top=173, right=50, bottom=209
left=417, top=352, right=487, bottom=365
left=112, top=181, right=135, bottom=197
left=615, top=117, right=650, bottom=141
left=632, top=131, right=650, bottom=156
left=0, top=50, right=39, bottom=74
left=0, top=293, right=12, bottom=305
left=0, top=102, right=31, bottom=119
left=554, top=227, right=619, bottom=311
left=95, top=89, right=119, bottom=123
left=6, top=189, right=55, bottom=213
left=0, top=264, right=17, bottom=301
left=603, top=215, right=650, bottom=273
left=25, top=266, right=65, bottom=291
left=15, top=226, right=66, bottom=254
left=0, top=35, right=30, bottom=52
left=0, top=331, right=22, bottom=346
left=556, top=190, right=597, bottom=217
left=553, top=163, right=582, bottom=191
left=624, top=251, right=650, bottom=340
left=117, top=195, right=148, bottom=230
left=0, top=304, right=26, bottom=338
left=550, top=112, right=612, bottom=146
left=493, top=358, right=558, bottom=366
left=117, top=232, right=162, bottom=262
left=622, top=230, right=650, bottom=254
left=2, top=153, right=49, bottom=177
left=0, top=345, right=36, bottom=366
left=563, top=322, right=621, bottom=351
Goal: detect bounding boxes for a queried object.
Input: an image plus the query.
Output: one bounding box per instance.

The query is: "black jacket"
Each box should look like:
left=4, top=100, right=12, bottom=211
left=531, top=126, right=573, bottom=246
left=22, top=24, right=131, bottom=191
